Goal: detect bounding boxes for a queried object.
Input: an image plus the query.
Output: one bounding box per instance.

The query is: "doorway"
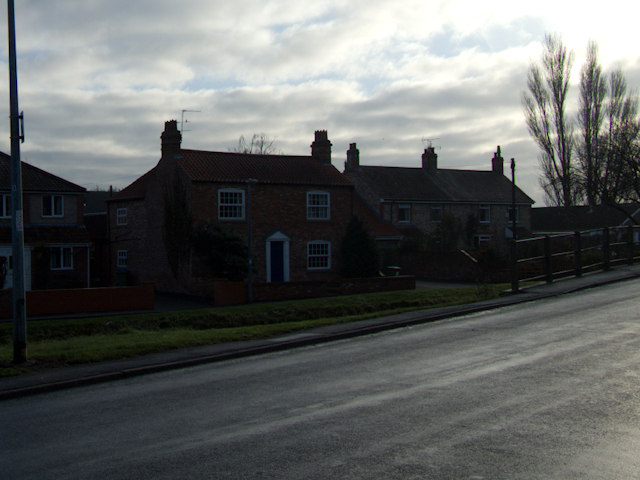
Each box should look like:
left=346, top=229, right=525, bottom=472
left=266, top=232, right=290, bottom=282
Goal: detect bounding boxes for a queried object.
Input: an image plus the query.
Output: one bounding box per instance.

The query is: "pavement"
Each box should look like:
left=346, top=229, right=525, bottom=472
left=2, top=264, right=640, bottom=400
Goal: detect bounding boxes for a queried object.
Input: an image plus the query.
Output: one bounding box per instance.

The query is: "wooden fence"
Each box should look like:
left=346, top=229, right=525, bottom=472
left=511, top=225, right=640, bottom=292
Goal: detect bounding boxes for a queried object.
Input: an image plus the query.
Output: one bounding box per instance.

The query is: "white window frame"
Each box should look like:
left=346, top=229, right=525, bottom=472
left=398, top=204, right=411, bottom=223
left=475, top=234, right=492, bottom=248
left=42, top=194, right=63, bottom=217
left=218, top=189, right=245, bottom=220
left=307, top=241, right=331, bottom=270
left=507, top=206, right=520, bottom=224
left=50, top=246, right=73, bottom=270
left=307, top=191, right=330, bottom=220
left=266, top=231, right=290, bottom=283
left=116, top=207, right=128, bottom=226
left=0, top=194, right=10, bottom=218
left=117, top=249, right=128, bottom=268
left=431, top=205, right=443, bottom=223
left=479, top=204, right=491, bottom=223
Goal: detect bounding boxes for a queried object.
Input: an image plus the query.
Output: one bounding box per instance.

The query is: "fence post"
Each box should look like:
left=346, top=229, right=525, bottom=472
left=574, top=231, right=582, bottom=277
left=627, top=224, right=634, bottom=265
left=603, top=227, right=610, bottom=271
left=544, top=235, right=553, bottom=283
left=510, top=239, right=519, bottom=293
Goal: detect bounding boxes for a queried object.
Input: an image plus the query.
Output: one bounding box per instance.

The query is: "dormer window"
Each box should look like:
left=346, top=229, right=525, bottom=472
left=42, top=194, right=63, bottom=217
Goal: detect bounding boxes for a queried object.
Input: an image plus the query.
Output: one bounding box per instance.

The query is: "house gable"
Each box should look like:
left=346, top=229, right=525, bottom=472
left=109, top=121, right=356, bottom=293
left=0, top=152, right=90, bottom=290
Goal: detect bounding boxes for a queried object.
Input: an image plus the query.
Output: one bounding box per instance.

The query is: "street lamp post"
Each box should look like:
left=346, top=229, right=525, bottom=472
left=7, top=0, right=27, bottom=363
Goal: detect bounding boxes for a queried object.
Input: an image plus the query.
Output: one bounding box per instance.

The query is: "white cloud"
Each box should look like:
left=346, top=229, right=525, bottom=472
left=0, top=1, right=638, bottom=207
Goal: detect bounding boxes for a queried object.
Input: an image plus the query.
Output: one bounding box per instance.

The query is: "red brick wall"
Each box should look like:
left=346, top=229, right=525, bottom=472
left=253, top=275, right=415, bottom=302
left=0, top=283, right=154, bottom=318
left=190, top=182, right=354, bottom=284
left=109, top=161, right=356, bottom=295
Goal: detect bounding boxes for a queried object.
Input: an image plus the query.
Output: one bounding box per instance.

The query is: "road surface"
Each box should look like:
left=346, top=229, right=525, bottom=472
left=2, top=280, right=640, bottom=479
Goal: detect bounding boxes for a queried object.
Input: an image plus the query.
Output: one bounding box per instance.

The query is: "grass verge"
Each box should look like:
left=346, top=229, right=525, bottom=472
left=0, top=285, right=508, bottom=377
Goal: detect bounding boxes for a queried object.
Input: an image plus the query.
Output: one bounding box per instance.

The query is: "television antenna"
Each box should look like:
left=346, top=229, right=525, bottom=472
left=180, top=109, right=201, bottom=133
left=422, top=137, right=441, bottom=150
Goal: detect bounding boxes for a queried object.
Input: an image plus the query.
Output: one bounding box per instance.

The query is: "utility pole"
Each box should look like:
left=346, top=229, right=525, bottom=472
left=7, top=0, right=27, bottom=363
left=246, top=179, right=257, bottom=303
left=510, top=158, right=519, bottom=294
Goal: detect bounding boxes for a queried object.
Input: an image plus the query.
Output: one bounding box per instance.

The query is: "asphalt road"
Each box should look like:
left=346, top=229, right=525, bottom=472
left=2, top=279, right=640, bottom=479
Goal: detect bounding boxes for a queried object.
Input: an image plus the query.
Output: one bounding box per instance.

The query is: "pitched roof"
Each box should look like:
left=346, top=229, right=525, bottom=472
left=0, top=225, right=91, bottom=244
left=111, top=149, right=353, bottom=202
left=109, top=168, right=154, bottom=202
left=176, top=149, right=352, bottom=187
left=347, top=166, right=534, bottom=205
left=0, top=152, right=85, bottom=193
left=352, top=193, right=402, bottom=240
left=531, top=203, right=640, bottom=233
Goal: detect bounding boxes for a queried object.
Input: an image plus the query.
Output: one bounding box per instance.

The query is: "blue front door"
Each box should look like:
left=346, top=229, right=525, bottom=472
left=270, top=241, right=284, bottom=282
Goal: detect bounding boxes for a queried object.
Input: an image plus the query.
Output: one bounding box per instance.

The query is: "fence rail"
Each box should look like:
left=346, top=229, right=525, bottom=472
left=511, top=225, right=640, bottom=291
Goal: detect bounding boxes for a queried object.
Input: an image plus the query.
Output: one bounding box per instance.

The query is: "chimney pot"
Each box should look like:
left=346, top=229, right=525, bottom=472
left=492, top=145, right=504, bottom=175
left=422, top=146, right=437, bottom=171
left=161, top=120, right=182, bottom=159
left=345, top=142, right=360, bottom=171
left=311, top=130, right=332, bottom=165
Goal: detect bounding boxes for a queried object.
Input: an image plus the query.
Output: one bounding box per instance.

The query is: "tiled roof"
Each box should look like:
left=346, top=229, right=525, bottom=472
left=531, top=204, right=640, bottom=233
left=177, top=149, right=352, bottom=187
left=109, top=168, right=154, bottom=202
left=353, top=194, right=402, bottom=240
left=111, top=149, right=353, bottom=202
left=347, top=166, right=534, bottom=205
left=0, top=152, right=85, bottom=193
left=0, top=225, right=91, bottom=244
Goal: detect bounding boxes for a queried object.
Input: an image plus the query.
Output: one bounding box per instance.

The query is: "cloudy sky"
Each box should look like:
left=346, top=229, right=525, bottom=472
left=1, top=1, right=639, bottom=205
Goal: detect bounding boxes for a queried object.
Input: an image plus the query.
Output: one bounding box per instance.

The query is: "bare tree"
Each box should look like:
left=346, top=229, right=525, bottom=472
left=231, top=133, right=281, bottom=154
left=522, top=34, right=578, bottom=206
left=577, top=41, right=607, bottom=206
left=600, top=70, right=640, bottom=203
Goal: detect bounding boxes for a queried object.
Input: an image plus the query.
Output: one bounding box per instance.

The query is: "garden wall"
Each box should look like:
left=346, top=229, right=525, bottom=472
left=0, top=283, right=155, bottom=318
left=252, top=275, right=415, bottom=302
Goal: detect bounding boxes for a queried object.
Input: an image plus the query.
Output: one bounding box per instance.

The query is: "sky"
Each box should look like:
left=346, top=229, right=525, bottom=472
left=1, top=1, right=640, bottom=206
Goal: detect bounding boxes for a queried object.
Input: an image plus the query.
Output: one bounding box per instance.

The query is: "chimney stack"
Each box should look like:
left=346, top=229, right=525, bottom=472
left=422, top=146, right=437, bottom=171
left=492, top=146, right=504, bottom=175
left=161, top=120, right=182, bottom=159
left=345, top=143, right=360, bottom=171
left=311, top=130, right=332, bottom=165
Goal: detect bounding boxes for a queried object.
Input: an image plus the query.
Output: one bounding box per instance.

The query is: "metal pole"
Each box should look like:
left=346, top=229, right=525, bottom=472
left=246, top=179, right=257, bottom=303
left=602, top=227, right=610, bottom=271
left=510, top=158, right=519, bottom=293
left=574, top=231, right=582, bottom=277
left=7, top=0, right=27, bottom=363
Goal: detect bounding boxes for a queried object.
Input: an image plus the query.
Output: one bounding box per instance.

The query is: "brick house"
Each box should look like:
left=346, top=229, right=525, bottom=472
left=108, top=121, right=355, bottom=295
left=0, top=152, right=90, bottom=290
left=344, top=144, right=534, bottom=254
